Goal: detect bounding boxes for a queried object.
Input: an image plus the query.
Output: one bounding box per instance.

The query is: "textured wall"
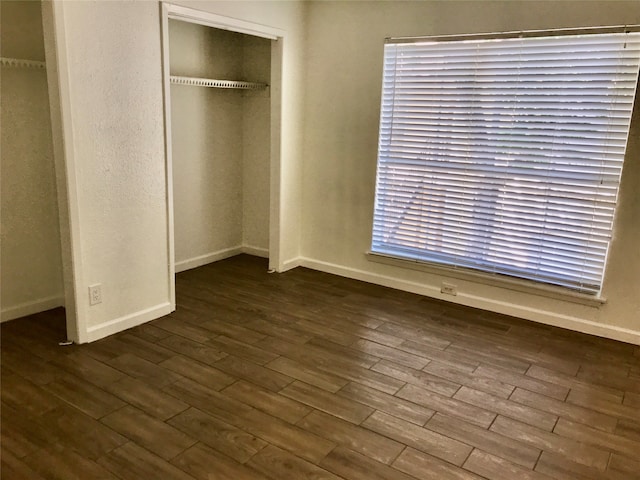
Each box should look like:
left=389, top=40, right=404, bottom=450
left=47, top=0, right=306, bottom=341
left=1, top=0, right=45, bottom=60
left=300, top=0, right=640, bottom=341
left=30, top=0, right=640, bottom=342
left=170, top=21, right=245, bottom=268
left=170, top=0, right=308, bottom=266
left=1, top=0, right=64, bottom=321
left=56, top=0, right=171, bottom=332
left=242, top=35, right=271, bottom=253
left=170, top=21, right=271, bottom=269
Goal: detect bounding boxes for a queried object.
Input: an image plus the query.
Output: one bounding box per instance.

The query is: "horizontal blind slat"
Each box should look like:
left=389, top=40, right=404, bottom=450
left=372, top=30, right=640, bottom=294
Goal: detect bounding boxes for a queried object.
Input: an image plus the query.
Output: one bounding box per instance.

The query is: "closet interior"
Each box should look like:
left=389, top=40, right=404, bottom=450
left=1, top=0, right=64, bottom=323
left=168, top=19, right=272, bottom=273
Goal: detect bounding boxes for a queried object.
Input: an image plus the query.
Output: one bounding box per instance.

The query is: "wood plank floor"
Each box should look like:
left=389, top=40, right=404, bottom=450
left=2, top=254, right=640, bottom=479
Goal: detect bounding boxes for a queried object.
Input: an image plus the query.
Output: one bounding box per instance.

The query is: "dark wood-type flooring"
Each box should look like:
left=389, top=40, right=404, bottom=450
left=2, top=255, right=640, bottom=479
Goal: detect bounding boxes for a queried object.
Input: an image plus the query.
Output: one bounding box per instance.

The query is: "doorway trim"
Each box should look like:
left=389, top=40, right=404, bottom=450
left=42, top=0, right=87, bottom=343
left=160, top=2, right=286, bottom=309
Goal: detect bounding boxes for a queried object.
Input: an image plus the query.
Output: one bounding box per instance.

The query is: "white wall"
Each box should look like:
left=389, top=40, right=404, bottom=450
left=170, top=20, right=271, bottom=270
left=172, top=0, right=307, bottom=268
left=46, top=0, right=306, bottom=342
left=170, top=21, right=245, bottom=269
left=1, top=0, right=64, bottom=322
left=300, top=0, right=640, bottom=344
left=47, top=0, right=639, bottom=343
left=242, top=35, right=271, bottom=253
left=46, top=0, right=172, bottom=341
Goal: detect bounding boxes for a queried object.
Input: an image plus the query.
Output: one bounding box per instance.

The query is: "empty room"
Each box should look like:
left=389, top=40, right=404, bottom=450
left=1, top=0, right=639, bottom=479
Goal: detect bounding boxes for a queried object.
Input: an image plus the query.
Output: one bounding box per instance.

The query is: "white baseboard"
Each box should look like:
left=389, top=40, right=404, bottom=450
left=1, top=295, right=64, bottom=323
left=280, top=256, right=302, bottom=273
left=242, top=245, right=269, bottom=258
left=299, top=257, right=640, bottom=346
left=175, top=246, right=243, bottom=273
left=176, top=245, right=271, bottom=273
left=85, top=302, right=173, bottom=343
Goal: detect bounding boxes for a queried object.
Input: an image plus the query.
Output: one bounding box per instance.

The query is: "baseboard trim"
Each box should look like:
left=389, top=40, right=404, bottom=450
left=1, top=295, right=64, bottom=323
left=86, top=302, right=173, bottom=343
left=280, top=257, right=302, bottom=273
left=175, top=246, right=243, bottom=273
left=299, top=258, right=640, bottom=346
left=242, top=245, right=269, bottom=258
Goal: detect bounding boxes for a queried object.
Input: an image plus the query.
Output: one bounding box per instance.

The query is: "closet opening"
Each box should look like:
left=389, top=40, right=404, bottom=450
left=1, top=0, right=67, bottom=338
left=160, top=3, right=285, bottom=310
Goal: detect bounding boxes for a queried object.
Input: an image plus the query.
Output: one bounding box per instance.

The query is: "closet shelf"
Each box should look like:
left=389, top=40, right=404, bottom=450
left=170, top=75, right=267, bottom=90
left=1, top=57, right=46, bottom=69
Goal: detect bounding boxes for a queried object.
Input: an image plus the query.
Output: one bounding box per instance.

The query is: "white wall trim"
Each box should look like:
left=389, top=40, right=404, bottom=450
left=268, top=36, right=283, bottom=273
left=85, top=302, right=173, bottom=342
left=165, top=3, right=284, bottom=40
left=1, top=295, right=65, bottom=323
left=162, top=1, right=286, bottom=291
left=42, top=0, right=87, bottom=344
left=175, top=246, right=269, bottom=273
left=367, top=251, right=606, bottom=307
left=299, top=257, right=640, bottom=346
left=160, top=2, right=177, bottom=310
left=280, top=256, right=302, bottom=273
left=175, top=246, right=243, bottom=273
left=242, top=245, right=269, bottom=258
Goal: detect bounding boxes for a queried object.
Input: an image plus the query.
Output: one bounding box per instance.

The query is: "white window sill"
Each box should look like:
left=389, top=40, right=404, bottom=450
left=366, top=251, right=606, bottom=308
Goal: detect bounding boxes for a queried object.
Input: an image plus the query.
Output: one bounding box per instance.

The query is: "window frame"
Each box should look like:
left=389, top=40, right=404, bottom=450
left=368, top=25, right=640, bottom=302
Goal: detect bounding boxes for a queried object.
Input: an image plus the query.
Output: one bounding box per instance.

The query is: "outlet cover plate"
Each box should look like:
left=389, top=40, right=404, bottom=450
left=89, top=284, right=102, bottom=305
left=441, top=282, right=457, bottom=296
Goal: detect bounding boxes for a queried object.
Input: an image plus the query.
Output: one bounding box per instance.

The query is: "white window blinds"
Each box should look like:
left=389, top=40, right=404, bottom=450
left=371, top=29, right=640, bottom=295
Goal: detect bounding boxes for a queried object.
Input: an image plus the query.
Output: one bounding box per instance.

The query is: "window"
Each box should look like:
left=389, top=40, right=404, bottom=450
left=371, top=28, right=640, bottom=295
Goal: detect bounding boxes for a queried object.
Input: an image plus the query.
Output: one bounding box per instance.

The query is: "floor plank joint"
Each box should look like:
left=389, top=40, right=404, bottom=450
left=2, top=255, right=639, bottom=479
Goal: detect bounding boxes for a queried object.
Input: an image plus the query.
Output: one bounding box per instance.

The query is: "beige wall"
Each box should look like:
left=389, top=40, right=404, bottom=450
left=170, top=21, right=245, bottom=268
left=1, top=0, right=64, bottom=321
left=45, top=0, right=306, bottom=341
left=300, top=0, right=640, bottom=343
left=242, top=35, right=272, bottom=253
left=170, top=20, right=271, bottom=271
left=45, top=0, right=640, bottom=343
left=46, top=0, right=173, bottom=340
left=172, top=0, right=307, bottom=267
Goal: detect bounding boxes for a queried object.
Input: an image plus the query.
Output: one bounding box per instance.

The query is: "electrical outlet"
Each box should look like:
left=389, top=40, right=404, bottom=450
left=441, top=282, right=457, bottom=296
left=89, top=284, right=102, bottom=305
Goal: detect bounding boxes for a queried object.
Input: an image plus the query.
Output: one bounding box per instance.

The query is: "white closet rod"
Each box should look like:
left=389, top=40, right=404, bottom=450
left=0, top=57, right=46, bottom=69
left=170, top=75, right=267, bottom=90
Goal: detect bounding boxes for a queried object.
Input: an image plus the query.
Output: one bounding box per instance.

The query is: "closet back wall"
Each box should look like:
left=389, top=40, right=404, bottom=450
left=1, top=0, right=64, bottom=322
left=242, top=35, right=271, bottom=255
left=169, top=20, right=271, bottom=271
